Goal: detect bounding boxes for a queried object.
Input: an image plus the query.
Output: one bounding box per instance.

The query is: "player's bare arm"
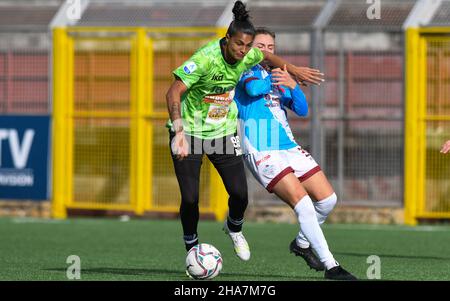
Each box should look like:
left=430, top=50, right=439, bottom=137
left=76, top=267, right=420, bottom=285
left=262, top=50, right=324, bottom=86
left=166, top=79, right=189, bottom=160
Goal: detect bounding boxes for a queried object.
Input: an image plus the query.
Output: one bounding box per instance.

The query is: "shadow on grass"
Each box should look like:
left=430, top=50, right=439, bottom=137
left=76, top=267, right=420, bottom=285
left=43, top=267, right=323, bottom=280
left=334, top=251, right=450, bottom=261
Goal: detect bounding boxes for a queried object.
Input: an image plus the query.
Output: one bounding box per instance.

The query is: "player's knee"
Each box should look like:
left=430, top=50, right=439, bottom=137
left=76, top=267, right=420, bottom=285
left=315, top=192, right=337, bottom=216
left=326, top=192, right=337, bottom=208
left=180, top=199, right=199, bottom=211
left=295, top=195, right=316, bottom=220
left=180, top=190, right=200, bottom=206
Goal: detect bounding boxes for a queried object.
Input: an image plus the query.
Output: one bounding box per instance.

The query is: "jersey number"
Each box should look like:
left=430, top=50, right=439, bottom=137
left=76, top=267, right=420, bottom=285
left=230, top=136, right=241, bottom=149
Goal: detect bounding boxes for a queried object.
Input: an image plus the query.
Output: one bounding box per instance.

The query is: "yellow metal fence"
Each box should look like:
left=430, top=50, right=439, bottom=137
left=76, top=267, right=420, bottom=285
left=405, top=27, right=450, bottom=225
left=52, top=27, right=228, bottom=220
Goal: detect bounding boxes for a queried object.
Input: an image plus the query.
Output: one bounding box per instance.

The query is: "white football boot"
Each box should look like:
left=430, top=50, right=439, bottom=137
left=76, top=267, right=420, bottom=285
left=223, top=221, right=251, bottom=261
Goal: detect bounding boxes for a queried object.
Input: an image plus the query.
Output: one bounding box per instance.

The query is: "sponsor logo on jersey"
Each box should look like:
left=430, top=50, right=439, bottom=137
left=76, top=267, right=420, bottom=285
left=211, top=73, right=224, bottom=81
left=203, top=89, right=235, bottom=106
left=264, top=94, right=280, bottom=108
left=207, top=106, right=229, bottom=120
left=183, top=61, right=197, bottom=74
left=264, top=88, right=281, bottom=107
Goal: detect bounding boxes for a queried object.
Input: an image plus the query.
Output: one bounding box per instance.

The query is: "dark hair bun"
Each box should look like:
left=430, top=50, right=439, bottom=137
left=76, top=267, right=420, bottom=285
left=232, top=1, right=250, bottom=22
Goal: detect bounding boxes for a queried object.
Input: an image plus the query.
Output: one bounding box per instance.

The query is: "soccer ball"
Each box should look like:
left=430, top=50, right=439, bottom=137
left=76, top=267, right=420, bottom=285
left=186, top=243, right=223, bottom=280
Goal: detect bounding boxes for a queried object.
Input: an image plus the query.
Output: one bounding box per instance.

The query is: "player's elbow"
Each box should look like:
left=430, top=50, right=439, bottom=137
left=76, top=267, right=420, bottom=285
left=294, top=102, right=309, bottom=117
left=166, top=80, right=185, bottom=105
left=165, top=89, right=172, bottom=104
left=166, top=93, right=175, bottom=113
left=297, top=107, right=309, bottom=117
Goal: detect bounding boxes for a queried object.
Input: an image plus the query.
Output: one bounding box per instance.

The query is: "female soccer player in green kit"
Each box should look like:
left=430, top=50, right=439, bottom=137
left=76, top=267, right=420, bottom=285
left=166, top=1, right=324, bottom=261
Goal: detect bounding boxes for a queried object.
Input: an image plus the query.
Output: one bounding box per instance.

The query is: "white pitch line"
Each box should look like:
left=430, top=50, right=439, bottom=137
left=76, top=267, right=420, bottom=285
left=11, top=218, right=69, bottom=224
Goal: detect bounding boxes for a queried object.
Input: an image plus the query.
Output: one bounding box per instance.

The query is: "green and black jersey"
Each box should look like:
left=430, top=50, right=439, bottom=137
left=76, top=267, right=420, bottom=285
left=168, top=38, right=264, bottom=140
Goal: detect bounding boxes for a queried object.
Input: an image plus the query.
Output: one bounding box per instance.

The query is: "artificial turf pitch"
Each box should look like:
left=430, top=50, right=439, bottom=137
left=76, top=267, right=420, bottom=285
left=1, top=217, right=449, bottom=281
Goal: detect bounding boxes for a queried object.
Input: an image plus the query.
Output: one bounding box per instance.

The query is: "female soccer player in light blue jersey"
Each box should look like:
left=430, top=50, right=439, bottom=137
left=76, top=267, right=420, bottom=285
left=234, top=28, right=357, bottom=280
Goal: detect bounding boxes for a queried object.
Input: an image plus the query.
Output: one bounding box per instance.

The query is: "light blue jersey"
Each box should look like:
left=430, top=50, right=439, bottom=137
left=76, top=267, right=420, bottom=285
left=234, top=64, right=308, bottom=154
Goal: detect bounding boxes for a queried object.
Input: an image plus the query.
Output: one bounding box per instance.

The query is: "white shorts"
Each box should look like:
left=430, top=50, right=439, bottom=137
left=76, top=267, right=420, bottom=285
left=244, top=146, right=321, bottom=192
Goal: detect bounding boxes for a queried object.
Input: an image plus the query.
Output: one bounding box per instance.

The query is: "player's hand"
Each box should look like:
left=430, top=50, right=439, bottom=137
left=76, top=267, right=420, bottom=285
left=171, top=131, right=189, bottom=160
left=289, top=65, right=324, bottom=86
left=272, top=64, right=297, bottom=89
left=440, top=140, right=450, bottom=154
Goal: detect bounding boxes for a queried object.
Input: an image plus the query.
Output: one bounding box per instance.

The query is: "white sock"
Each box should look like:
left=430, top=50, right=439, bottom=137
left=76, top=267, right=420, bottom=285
left=294, top=195, right=338, bottom=270
left=295, top=193, right=338, bottom=248
left=314, top=193, right=337, bottom=224
left=295, top=232, right=310, bottom=249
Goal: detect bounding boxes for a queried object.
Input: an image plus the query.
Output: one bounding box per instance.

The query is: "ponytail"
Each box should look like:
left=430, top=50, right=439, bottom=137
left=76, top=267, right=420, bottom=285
left=226, top=1, right=256, bottom=37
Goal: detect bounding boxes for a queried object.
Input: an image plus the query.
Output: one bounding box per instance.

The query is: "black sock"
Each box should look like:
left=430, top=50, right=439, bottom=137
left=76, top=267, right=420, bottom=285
left=227, top=216, right=243, bottom=232
left=185, top=240, right=198, bottom=252
left=184, top=234, right=198, bottom=251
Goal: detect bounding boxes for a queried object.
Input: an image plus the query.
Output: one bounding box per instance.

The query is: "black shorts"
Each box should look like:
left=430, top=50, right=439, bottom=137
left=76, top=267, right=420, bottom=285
left=169, top=130, right=243, bottom=167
